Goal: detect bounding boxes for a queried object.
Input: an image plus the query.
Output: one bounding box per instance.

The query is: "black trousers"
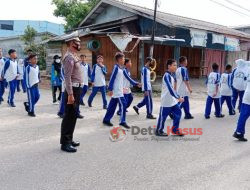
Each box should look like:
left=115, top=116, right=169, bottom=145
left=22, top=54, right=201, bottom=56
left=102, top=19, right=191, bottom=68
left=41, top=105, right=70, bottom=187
left=60, top=87, right=81, bottom=145
left=52, top=86, right=62, bottom=102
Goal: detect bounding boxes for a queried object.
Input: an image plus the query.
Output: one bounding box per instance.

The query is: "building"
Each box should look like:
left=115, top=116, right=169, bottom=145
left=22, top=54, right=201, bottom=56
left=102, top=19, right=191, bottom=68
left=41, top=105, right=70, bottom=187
left=0, top=32, right=56, bottom=58
left=46, top=0, right=250, bottom=79
left=0, top=20, right=64, bottom=38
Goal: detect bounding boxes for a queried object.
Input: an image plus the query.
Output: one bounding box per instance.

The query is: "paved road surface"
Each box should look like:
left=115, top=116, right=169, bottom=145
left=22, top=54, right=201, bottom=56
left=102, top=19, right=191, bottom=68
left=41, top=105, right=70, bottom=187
left=0, top=88, right=250, bottom=190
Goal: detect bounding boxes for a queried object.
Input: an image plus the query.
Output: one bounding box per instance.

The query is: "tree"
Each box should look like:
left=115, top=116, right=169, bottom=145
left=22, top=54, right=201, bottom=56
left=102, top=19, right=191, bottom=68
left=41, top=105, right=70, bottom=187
left=21, top=26, right=48, bottom=70
left=52, top=0, right=100, bottom=31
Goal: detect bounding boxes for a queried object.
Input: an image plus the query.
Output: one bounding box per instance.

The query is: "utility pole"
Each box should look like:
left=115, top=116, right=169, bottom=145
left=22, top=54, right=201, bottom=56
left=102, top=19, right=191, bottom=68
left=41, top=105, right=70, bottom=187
left=149, top=0, right=158, bottom=58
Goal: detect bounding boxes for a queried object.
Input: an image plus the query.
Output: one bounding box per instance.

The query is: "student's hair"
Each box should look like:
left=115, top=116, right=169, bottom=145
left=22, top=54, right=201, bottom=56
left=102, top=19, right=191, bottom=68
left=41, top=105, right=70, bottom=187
left=124, top=58, right=131, bottom=65
left=115, top=52, right=125, bottom=61
left=97, top=54, right=103, bottom=59
left=225, top=64, right=232, bottom=70
left=80, top=54, right=86, bottom=58
left=179, top=56, right=187, bottom=64
left=28, top=53, right=37, bottom=60
left=146, top=57, right=153, bottom=63
left=212, top=63, right=219, bottom=71
left=8, top=49, right=16, bottom=55
left=166, top=59, right=176, bottom=69
left=27, top=49, right=33, bottom=53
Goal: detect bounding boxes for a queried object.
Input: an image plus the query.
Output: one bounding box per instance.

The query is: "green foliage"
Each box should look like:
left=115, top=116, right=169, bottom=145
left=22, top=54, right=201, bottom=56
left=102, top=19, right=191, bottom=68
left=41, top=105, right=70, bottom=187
left=21, top=26, right=47, bottom=70
left=52, top=0, right=100, bottom=31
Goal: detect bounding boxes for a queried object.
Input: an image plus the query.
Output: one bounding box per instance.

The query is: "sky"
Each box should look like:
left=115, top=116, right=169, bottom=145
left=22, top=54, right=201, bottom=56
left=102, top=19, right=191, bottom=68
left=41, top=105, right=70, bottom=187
left=0, top=0, right=250, bottom=27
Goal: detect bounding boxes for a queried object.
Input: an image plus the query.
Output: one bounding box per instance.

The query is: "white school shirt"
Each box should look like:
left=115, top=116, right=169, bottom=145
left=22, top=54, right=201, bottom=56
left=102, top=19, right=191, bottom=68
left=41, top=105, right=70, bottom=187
left=207, top=72, right=221, bottom=98
left=161, top=72, right=180, bottom=107
left=220, top=73, right=232, bottom=96
left=108, top=64, right=124, bottom=98
left=176, top=66, right=189, bottom=97
left=4, top=59, right=18, bottom=82
left=123, top=69, right=138, bottom=94
left=17, top=59, right=24, bottom=80
left=0, top=57, right=6, bottom=77
left=232, top=61, right=248, bottom=91
left=80, top=62, right=90, bottom=85
left=92, top=64, right=106, bottom=87
left=25, top=65, right=39, bottom=88
left=243, top=67, right=250, bottom=105
left=141, top=66, right=152, bottom=91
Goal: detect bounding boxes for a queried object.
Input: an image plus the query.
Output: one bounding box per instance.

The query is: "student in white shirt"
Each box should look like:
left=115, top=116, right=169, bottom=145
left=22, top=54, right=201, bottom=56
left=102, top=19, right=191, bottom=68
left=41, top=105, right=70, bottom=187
left=220, top=64, right=235, bottom=116
left=204, top=63, right=224, bottom=119
left=2, top=49, right=19, bottom=107
left=133, top=57, right=156, bottom=119
left=231, top=59, right=248, bottom=112
left=79, top=54, right=91, bottom=106
left=103, top=52, right=130, bottom=129
left=117, top=58, right=140, bottom=115
left=23, top=54, right=40, bottom=117
left=176, top=56, right=194, bottom=119
left=156, top=59, right=184, bottom=136
left=16, top=58, right=26, bottom=93
left=233, top=62, right=250, bottom=142
left=88, top=55, right=107, bottom=109
left=0, top=48, right=7, bottom=104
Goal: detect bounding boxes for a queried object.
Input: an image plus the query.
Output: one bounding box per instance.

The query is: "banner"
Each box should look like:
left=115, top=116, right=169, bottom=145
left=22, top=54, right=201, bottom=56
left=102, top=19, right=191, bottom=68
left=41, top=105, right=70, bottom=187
left=190, top=29, right=207, bottom=47
left=225, top=37, right=240, bottom=51
left=212, top=34, right=225, bottom=44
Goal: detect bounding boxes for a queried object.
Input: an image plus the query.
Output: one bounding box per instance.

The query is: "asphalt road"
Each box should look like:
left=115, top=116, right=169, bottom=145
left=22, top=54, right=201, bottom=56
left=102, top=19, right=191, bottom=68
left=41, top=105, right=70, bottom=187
left=0, top=87, right=250, bottom=190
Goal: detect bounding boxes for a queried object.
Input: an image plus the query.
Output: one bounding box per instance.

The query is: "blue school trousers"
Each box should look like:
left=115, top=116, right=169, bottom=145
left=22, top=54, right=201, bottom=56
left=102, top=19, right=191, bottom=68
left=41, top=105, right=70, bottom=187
left=235, top=104, right=250, bottom=135
left=232, top=88, right=245, bottom=111
left=80, top=85, right=88, bottom=104
left=27, top=85, right=40, bottom=113
left=103, top=97, right=127, bottom=124
left=88, top=86, right=107, bottom=107
left=156, top=104, right=182, bottom=134
left=8, top=79, right=17, bottom=104
left=118, top=93, right=133, bottom=113
left=205, top=96, right=221, bottom=117
left=179, top=96, right=192, bottom=117
left=136, top=91, right=153, bottom=116
left=221, top=96, right=234, bottom=115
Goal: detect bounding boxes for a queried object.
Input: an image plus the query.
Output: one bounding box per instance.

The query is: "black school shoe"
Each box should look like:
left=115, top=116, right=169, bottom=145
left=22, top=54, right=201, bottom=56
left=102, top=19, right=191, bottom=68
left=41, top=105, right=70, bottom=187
left=28, top=112, right=36, bottom=117
left=77, top=114, right=84, bottom=119
left=172, top=132, right=185, bottom=137
left=57, top=112, right=64, bottom=118
left=133, top=106, right=139, bottom=115
left=229, top=110, right=236, bottom=116
left=120, top=123, right=130, bottom=129
left=184, top=115, right=194, bottom=119
left=24, top=102, right=29, bottom=112
left=71, top=141, right=80, bottom=147
left=205, top=115, right=210, bottom=119
left=155, top=131, right=168, bottom=137
left=233, top=132, right=248, bottom=142
left=103, top=121, right=113, bottom=127
left=147, top=115, right=156, bottom=119
left=215, top=114, right=225, bottom=118
left=61, top=144, right=77, bottom=153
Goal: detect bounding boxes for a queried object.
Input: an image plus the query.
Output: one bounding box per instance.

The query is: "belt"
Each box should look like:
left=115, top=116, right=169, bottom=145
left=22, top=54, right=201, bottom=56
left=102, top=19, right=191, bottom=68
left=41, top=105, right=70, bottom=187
left=72, top=82, right=84, bottom=88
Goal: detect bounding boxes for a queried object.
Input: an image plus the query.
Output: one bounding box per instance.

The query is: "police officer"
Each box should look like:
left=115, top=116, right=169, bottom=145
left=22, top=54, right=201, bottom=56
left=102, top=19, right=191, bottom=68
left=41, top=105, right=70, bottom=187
left=60, top=34, right=83, bottom=153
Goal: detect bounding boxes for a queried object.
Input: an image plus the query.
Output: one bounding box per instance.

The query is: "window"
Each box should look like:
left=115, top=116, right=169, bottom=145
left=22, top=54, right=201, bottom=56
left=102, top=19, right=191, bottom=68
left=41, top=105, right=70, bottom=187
left=0, top=24, right=13, bottom=30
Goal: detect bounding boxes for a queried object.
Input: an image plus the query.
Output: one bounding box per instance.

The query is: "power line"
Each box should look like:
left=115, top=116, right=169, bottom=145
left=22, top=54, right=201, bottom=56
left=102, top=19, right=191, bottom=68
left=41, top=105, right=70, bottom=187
left=209, top=0, right=250, bottom=18
left=223, top=0, right=250, bottom=13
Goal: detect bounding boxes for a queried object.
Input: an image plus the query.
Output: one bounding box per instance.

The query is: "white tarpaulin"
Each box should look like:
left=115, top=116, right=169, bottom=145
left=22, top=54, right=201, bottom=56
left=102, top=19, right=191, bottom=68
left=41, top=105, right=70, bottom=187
left=225, top=37, right=240, bottom=51
left=190, top=29, right=207, bottom=47
left=212, top=34, right=225, bottom=44
left=108, top=33, right=133, bottom=52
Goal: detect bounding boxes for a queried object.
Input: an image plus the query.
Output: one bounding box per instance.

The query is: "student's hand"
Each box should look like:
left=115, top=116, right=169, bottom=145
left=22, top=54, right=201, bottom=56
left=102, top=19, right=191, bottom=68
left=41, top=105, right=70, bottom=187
left=137, top=83, right=142, bottom=88
left=178, top=97, right=184, bottom=103
left=90, top=82, right=94, bottom=87
left=212, top=93, right=217, bottom=97
left=144, top=91, right=149, bottom=96
left=67, top=94, right=75, bottom=104
left=108, top=91, right=113, bottom=97
left=189, top=89, right=193, bottom=94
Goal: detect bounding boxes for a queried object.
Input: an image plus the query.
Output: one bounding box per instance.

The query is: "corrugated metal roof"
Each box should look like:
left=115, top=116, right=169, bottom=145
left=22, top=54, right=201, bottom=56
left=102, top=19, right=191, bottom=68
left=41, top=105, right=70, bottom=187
left=80, top=0, right=250, bottom=40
